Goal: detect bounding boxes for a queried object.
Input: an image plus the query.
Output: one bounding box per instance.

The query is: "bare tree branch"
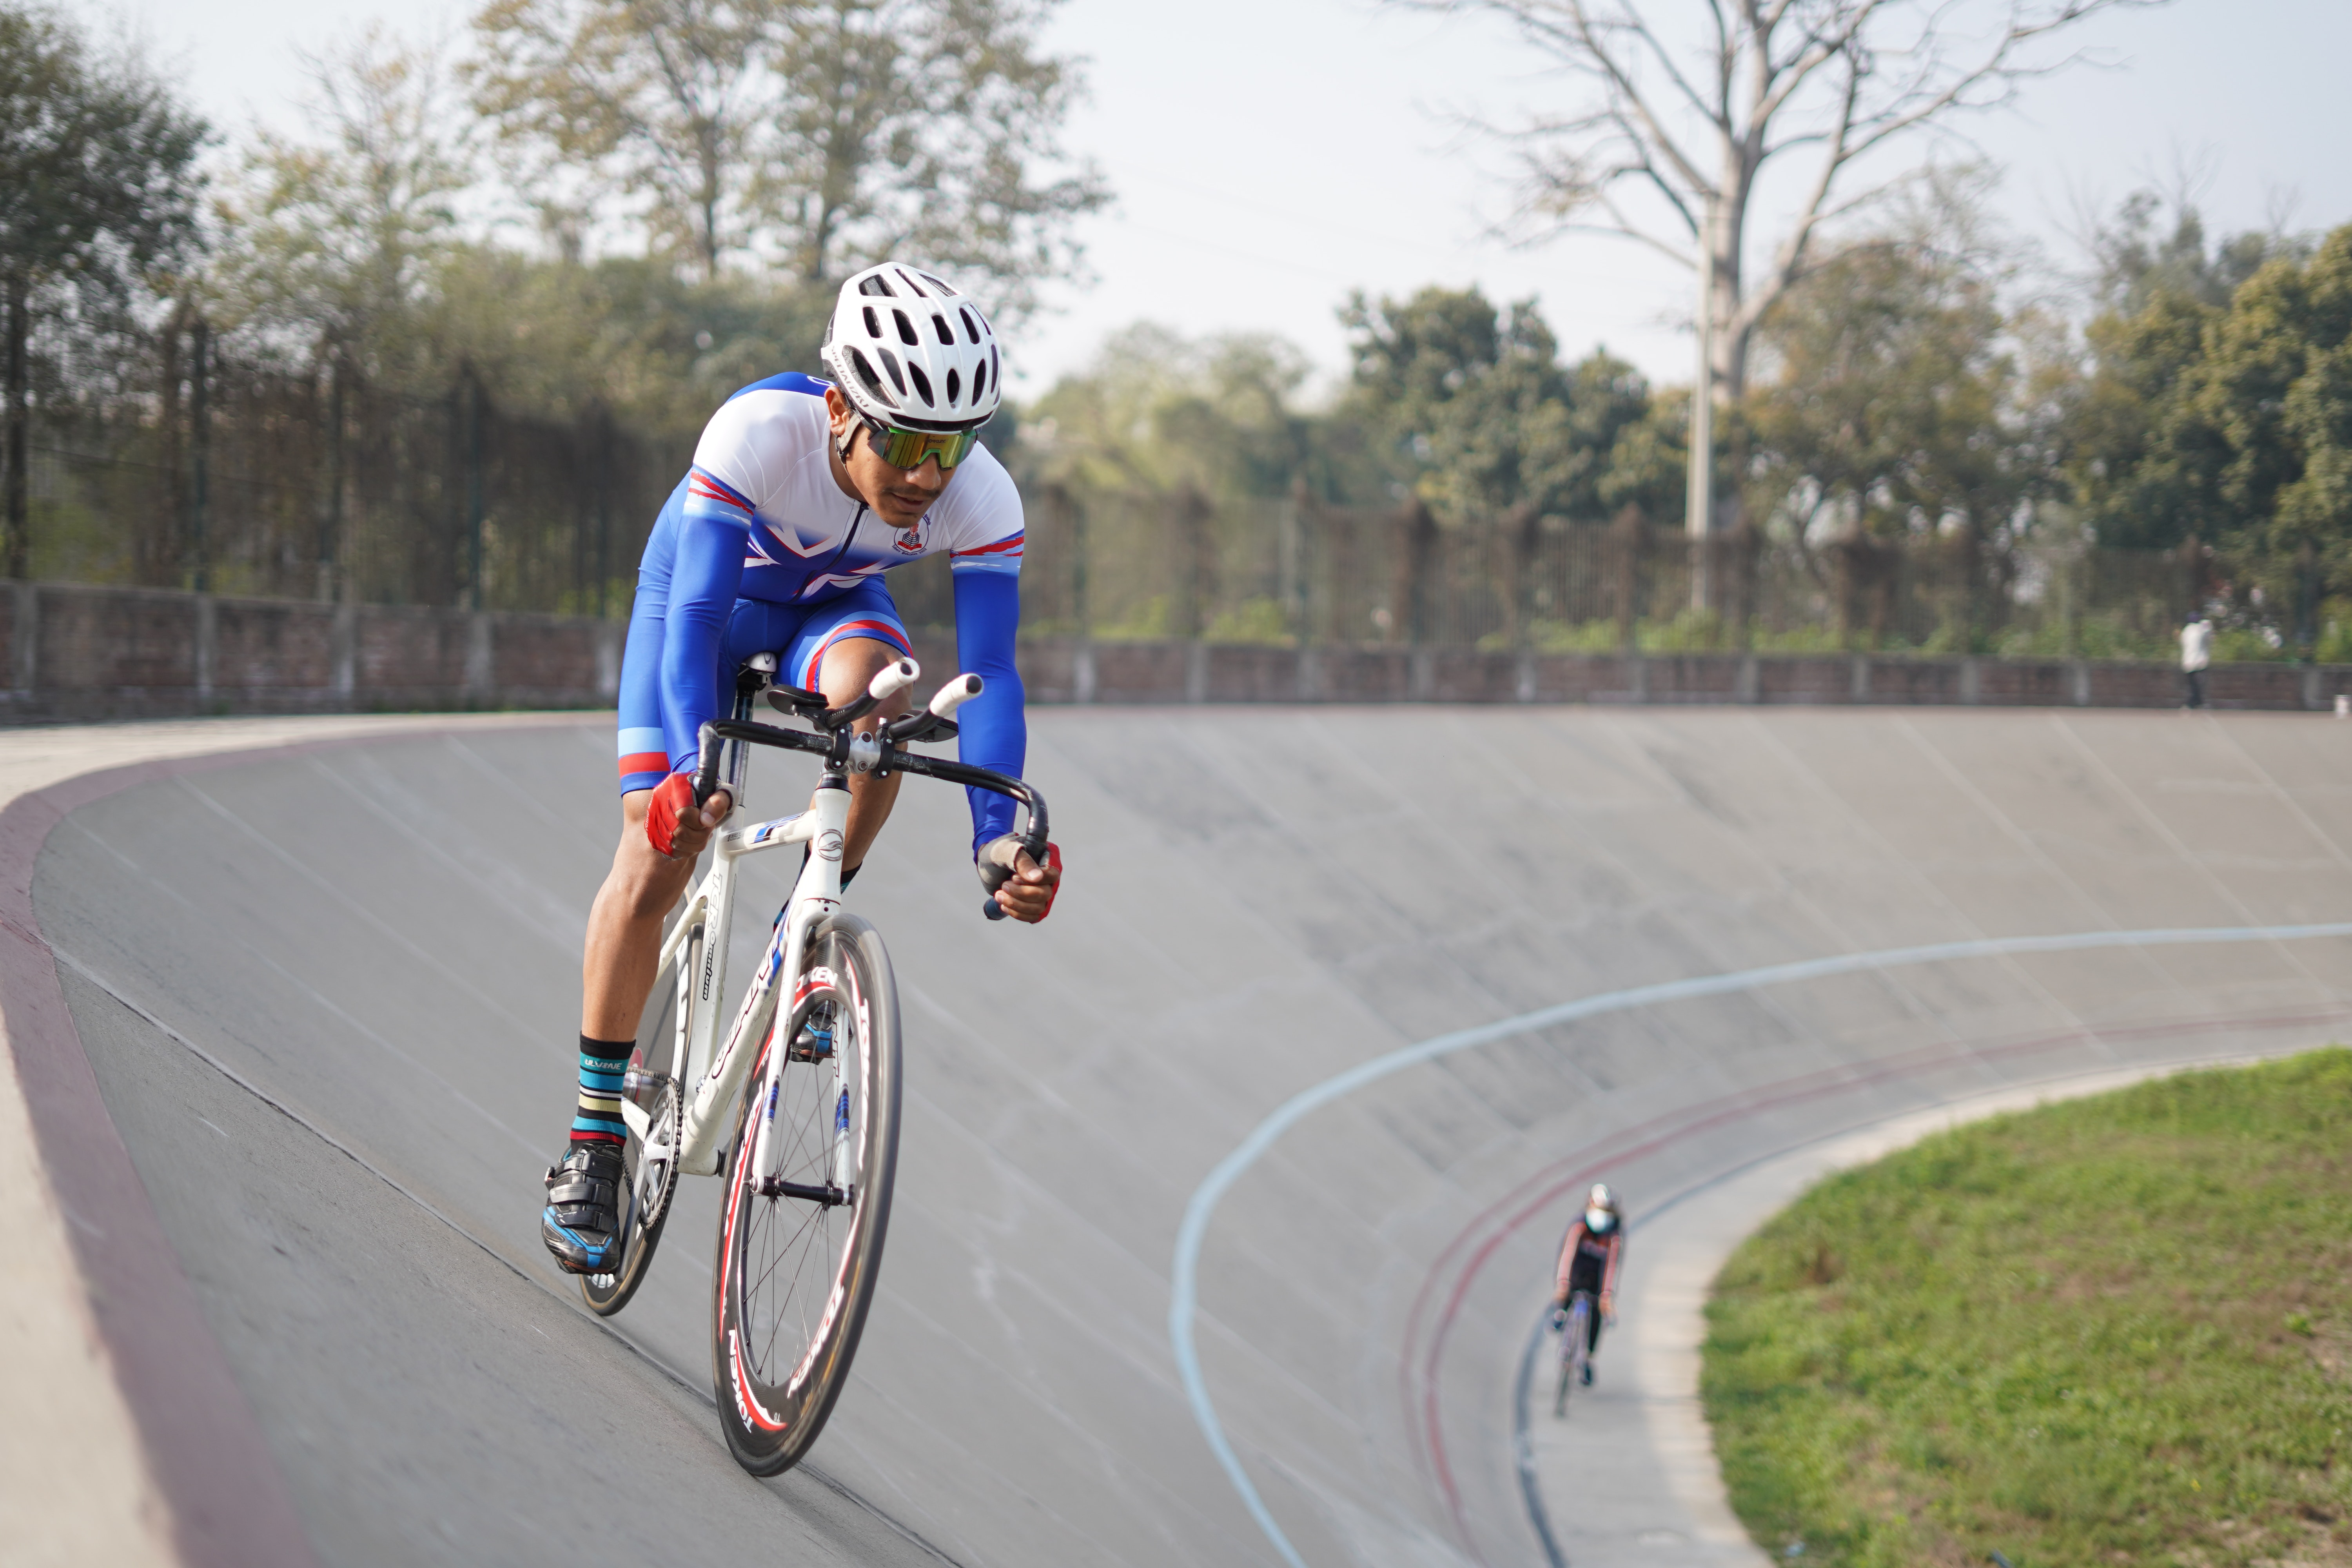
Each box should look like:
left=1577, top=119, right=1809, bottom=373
left=1407, top=0, right=2169, bottom=412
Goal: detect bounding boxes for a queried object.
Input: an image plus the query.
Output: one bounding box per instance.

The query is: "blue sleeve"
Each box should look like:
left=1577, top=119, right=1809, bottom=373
left=660, top=513, right=749, bottom=774
left=951, top=568, right=1025, bottom=856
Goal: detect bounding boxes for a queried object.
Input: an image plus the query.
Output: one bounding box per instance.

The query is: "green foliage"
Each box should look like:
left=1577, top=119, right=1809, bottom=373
left=209, top=30, right=470, bottom=376
left=1339, top=284, right=1657, bottom=523
left=1748, top=173, right=2050, bottom=548
left=1018, top=323, right=1314, bottom=505
left=427, top=248, right=828, bottom=449
left=466, top=0, right=1106, bottom=309
left=0, top=2, right=209, bottom=298
left=2066, top=201, right=2352, bottom=577
left=1704, top=1049, right=2352, bottom=1567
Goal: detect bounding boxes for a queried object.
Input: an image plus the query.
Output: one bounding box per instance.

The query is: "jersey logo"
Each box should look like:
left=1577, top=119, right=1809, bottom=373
left=893, top=518, right=928, bottom=555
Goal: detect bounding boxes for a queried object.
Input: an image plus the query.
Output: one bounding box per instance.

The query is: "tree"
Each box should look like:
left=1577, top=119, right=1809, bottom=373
left=2195, top=229, right=2352, bottom=565
left=0, top=0, right=207, bottom=576
left=1021, top=323, right=1312, bottom=503
left=1340, top=284, right=1651, bottom=522
left=468, top=0, right=1107, bottom=312
left=213, top=29, right=473, bottom=377
left=1403, top=0, right=2162, bottom=571
left=2060, top=192, right=2303, bottom=551
left=1749, top=230, right=2035, bottom=551
left=762, top=0, right=1108, bottom=310
left=468, top=0, right=774, bottom=283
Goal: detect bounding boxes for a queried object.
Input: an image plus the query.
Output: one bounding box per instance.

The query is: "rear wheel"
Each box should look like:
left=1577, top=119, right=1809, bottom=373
left=712, top=913, right=900, bottom=1475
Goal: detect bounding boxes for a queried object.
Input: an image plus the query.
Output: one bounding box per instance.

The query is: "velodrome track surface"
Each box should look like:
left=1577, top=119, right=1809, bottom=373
left=25, top=706, right=2352, bottom=1566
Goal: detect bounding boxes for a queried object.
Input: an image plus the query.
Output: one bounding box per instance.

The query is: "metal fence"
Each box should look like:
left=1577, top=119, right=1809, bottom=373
left=6, top=322, right=2319, bottom=663
left=11, top=320, right=670, bottom=615
left=893, top=486, right=2249, bottom=663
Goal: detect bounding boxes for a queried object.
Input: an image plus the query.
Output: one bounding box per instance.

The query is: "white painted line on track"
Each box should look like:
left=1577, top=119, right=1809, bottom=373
left=1168, top=922, right=2352, bottom=1568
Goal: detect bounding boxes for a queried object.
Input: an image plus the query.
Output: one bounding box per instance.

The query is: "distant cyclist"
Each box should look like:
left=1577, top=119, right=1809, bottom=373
left=1552, top=1183, right=1625, bottom=1385
left=542, top=261, right=1062, bottom=1276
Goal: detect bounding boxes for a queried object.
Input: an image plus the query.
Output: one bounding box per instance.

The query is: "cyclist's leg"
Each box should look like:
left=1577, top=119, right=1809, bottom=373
left=551, top=521, right=701, bottom=1274
left=581, top=791, right=702, bottom=1040
left=583, top=530, right=706, bottom=1046
left=1568, top=1259, right=1606, bottom=1354
left=773, top=581, right=914, bottom=873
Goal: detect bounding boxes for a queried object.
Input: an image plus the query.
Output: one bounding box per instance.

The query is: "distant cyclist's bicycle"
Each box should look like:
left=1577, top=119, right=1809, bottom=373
left=1553, top=1290, right=1597, bottom=1417
left=581, top=652, right=1048, bottom=1477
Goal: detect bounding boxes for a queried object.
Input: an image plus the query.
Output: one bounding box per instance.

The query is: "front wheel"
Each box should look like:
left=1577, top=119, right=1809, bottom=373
left=1554, top=1296, right=1592, bottom=1417
left=712, top=913, right=901, bottom=1475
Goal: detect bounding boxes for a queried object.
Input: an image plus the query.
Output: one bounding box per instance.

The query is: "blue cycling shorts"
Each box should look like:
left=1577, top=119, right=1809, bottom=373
left=615, top=574, right=913, bottom=795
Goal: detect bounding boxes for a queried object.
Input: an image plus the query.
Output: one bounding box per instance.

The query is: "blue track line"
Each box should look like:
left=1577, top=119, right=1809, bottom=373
left=1168, top=922, right=2352, bottom=1566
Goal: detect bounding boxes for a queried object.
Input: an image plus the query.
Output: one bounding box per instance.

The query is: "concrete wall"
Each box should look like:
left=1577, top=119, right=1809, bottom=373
left=7, top=581, right=2348, bottom=722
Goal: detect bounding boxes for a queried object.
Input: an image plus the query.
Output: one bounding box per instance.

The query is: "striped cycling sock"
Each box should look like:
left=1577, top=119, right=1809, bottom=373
left=570, top=1034, right=632, bottom=1151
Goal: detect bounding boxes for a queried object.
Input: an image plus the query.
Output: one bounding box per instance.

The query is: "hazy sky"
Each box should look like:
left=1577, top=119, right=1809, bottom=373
left=107, top=0, right=2352, bottom=397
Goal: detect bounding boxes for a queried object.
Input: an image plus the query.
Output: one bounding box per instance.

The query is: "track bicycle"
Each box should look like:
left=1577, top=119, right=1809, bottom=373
left=1553, top=1290, right=1597, bottom=1417
left=578, top=650, right=1049, bottom=1476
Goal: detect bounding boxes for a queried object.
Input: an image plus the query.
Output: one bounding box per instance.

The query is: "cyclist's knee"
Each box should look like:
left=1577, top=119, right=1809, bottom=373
left=817, top=638, right=912, bottom=719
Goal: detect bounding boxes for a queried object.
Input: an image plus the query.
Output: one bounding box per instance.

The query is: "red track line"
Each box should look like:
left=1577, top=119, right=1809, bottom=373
left=1405, top=1004, right=2352, bottom=1561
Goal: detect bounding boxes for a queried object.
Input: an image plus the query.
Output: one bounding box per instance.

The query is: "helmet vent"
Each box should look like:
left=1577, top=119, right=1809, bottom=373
left=848, top=348, right=896, bottom=407
left=945, top=367, right=961, bottom=405
left=891, top=309, right=919, bottom=346
left=958, top=308, right=979, bottom=344
left=932, top=313, right=954, bottom=345
left=989, top=343, right=999, bottom=387
left=893, top=267, right=928, bottom=297
left=906, top=362, right=935, bottom=406
left=857, top=275, right=895, bottom=297
left=971, top=359, right=986, bottom=401
left=918, top=271, right=950, bottom=294
left=877, top=347, right=907, bottom=396
left=861, top=305, right=881, bottom=339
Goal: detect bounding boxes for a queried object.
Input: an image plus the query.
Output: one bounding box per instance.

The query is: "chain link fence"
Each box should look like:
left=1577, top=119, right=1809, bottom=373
left=7, top=323, right=2328, bottom=665
left=896, top=485, right=2272, bottom=663
left=11, top=320, right=670, bottom=615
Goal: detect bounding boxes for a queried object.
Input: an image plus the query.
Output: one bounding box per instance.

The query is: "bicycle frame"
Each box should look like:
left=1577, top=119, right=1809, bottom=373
left=644, top=780, right=845, bottom=1179
left=627, top=656, right=1048, bottom=1187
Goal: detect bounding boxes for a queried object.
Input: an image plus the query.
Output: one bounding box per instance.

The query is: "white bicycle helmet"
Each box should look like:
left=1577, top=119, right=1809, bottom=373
left=819, top=261, right=1002, bottom=433
left=1586, top=1183, right=1620, bottom=1233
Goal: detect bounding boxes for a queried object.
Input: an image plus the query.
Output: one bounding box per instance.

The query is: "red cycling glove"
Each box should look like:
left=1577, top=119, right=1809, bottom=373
left=979, top=835, right=1063, bottom=921
left=645, top=772, right=698, bottom=858
left=1033, top=841, right=1063, bottom=921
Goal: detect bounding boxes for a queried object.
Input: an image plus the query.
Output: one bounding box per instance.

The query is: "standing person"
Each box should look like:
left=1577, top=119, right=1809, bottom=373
left=542, top=261, right=1062, bottom=1277
left=2181, top=612, right=2214, bottom=710
left=1552, top=1183, right=1626, bottom=1386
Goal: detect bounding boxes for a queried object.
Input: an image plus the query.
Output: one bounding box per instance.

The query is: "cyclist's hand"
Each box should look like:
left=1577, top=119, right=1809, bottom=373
left=1599, top=1292, right=1616, bottom=1325
left=1550, top=1307, right=1566, bottom=1331
left=979, top=836, right=1062, bottom=923
left=647, top=773, right=731, bottom=859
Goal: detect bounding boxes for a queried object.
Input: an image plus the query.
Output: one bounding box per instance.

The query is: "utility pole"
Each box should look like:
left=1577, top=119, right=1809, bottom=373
left=1685, top=204, right=1715, bottom=614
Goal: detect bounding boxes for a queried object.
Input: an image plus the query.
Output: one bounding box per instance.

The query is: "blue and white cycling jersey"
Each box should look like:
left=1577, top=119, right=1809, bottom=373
left=616, top=371, right=1026, bottom=853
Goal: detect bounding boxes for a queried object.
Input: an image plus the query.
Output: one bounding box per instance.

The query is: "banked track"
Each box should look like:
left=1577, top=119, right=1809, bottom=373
left=24, top=706, right=2352, bottom=1566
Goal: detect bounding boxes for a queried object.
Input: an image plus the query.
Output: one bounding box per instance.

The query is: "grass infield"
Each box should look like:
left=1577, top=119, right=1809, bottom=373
left=1701, top=1049, right=2352, bottom=1567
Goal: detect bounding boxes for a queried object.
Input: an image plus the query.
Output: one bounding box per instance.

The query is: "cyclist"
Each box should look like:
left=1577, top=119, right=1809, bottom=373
left=543, top=261, right=1061, bottom=1276
left=1551, top=1183, right=1625, bottom=1385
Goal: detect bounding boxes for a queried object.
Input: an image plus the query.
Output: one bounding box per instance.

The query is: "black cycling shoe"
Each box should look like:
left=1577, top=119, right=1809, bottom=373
left=542, top=1145, right=626, bottom=1276
left=1580, top=1362, right=1595, bottom=1388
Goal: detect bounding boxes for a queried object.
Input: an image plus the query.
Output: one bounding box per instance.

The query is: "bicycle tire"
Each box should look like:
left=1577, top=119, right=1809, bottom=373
left=581, top=924, right=696, bottom=1316
left=711, top=911, right=901, bottom=1475
left=1555, top=1295, right=1592, bottom=1418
